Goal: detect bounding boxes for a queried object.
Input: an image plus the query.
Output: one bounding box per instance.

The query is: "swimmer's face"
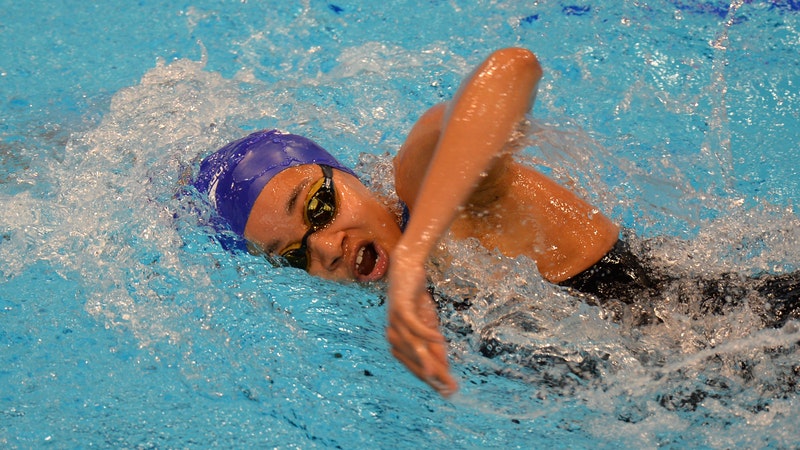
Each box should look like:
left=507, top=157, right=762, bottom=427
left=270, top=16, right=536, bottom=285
left=244, top=164, right=402, bottom=282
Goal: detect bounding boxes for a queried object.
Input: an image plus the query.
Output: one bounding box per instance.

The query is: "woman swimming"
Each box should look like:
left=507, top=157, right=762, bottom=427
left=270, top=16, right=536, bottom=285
left=195, top=48, right=799, bottom=396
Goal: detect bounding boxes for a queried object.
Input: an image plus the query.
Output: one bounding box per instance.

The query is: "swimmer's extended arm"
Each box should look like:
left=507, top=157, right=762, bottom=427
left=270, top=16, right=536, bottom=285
left=387, top=48, right=542, bottom=396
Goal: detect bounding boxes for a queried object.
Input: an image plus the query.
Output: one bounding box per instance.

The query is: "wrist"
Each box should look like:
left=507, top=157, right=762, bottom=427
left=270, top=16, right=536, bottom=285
left=392, top=240, right=429, bottom=269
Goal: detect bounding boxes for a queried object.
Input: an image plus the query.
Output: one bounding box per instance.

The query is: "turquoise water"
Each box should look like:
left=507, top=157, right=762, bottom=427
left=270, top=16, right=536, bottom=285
left=2, top=0, right=800, bottom=448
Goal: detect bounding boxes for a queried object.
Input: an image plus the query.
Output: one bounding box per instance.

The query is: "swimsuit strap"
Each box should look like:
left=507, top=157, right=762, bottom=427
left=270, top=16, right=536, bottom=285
left=398, top=200, right=410, bottom=232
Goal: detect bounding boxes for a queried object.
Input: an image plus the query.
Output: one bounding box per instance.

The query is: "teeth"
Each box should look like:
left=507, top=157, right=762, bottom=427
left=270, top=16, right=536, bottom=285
left=355, top=247, right=365, bottom=268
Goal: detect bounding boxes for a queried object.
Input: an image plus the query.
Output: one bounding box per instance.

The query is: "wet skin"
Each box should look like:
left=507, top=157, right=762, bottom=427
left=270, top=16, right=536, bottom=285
left=387, top=48, right=618, bottom=396
left=244, top=48, right=620, bottom=397
left=244, top=163, right=403, bottom=283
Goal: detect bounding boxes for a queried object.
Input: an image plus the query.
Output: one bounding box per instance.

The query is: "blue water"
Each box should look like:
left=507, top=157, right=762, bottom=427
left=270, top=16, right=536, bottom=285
left=2, top=0, right=800, bottom=448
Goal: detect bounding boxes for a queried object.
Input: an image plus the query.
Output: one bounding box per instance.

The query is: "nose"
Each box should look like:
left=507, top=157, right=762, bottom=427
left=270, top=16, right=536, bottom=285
left=306, top=228, right=346, bottom=273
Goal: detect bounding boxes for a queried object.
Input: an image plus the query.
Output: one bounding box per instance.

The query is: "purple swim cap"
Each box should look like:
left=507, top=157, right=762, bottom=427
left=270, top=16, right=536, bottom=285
left=195, top=129, right=356, bottom=236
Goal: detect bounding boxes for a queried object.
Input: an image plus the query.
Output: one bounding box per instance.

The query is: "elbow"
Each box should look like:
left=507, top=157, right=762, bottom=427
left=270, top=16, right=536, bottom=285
left=488, top=48, right=543, bottom=79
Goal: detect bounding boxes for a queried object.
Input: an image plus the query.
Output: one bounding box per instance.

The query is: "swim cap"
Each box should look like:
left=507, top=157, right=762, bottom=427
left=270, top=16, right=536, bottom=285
left=194, top=129, right=356, bottom=236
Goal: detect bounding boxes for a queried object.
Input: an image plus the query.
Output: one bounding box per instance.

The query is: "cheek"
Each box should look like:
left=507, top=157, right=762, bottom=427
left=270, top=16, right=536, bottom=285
left=368, top=204, right=403, bottom=241
left=337, top=182, right=401, bottom=236
left=359, top=200, right=392, bottom=225
left=245, top=212, right=296, bottom=250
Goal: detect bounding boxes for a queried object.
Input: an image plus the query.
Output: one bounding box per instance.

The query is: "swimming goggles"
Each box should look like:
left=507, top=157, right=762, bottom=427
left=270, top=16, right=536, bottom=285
left=279, top=164, right=337, bottom=270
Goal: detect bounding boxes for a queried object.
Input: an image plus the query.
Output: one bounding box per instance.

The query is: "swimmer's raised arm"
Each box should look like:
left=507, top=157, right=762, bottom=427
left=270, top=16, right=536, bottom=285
left=394, top=48, right=541, bottom=215
left=386, top=48, right=542, bottom=396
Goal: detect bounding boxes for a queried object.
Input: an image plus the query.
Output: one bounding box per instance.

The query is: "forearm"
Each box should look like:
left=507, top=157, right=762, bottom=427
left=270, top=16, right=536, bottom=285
left=398, top=48, right=542, bottom=262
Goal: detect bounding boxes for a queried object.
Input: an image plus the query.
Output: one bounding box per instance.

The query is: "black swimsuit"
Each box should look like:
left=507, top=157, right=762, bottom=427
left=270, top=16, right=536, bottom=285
left=560, top=239, right=800, bottom=328
left=559, top=239, right=659, bottom=304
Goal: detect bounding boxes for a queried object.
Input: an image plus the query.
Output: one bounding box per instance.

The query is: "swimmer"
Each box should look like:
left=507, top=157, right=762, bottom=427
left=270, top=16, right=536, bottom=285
left=195, top=48, right=799, bottom=396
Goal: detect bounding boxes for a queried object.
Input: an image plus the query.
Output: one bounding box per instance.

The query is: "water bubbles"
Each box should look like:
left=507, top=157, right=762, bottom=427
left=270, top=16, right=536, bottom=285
left=2, top=0, right=798, bottom=446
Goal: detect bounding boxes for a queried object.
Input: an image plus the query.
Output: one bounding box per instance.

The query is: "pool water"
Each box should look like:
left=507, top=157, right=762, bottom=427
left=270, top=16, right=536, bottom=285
left=2, top=0, right=799, bottom=448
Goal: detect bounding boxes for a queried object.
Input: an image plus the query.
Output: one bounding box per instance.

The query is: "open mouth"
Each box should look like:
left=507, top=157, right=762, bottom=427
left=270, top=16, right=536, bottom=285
left=353, top=241, right=389, bottom=282
left=355, top=243, right=378, bottom=277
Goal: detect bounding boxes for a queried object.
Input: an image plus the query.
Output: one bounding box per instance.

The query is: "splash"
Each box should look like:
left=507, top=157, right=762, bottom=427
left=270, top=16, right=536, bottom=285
left=388, top=115, right=800, bottom=445
left=2, top=3, right=798, bottom=447
left=0, top=54, right=267, bottom=339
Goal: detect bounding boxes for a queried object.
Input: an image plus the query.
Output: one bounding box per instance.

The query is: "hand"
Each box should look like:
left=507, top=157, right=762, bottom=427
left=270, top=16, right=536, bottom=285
left=386, top=249, right=458, bottom=397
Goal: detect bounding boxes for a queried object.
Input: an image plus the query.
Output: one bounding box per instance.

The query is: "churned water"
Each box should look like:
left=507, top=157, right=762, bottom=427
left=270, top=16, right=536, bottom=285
left=2, top=1, right=799, bottom=448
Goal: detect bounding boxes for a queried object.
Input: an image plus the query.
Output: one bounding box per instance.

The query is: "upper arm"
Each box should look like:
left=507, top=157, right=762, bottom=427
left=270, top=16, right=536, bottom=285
left=394, top=47, right=543, bottom=212
left=393, top=102, right=447, bottom=209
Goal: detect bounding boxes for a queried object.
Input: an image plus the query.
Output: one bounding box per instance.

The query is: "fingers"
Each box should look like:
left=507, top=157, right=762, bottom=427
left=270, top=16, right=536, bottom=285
left=386, top=270, right=459, bottom=396
left=388, top=327, right=458, bottom=397
left=387, top=287, right=444, bottom=342
left=388, top=307, right=446, bottom=343
left=386, top=322, right=443, bottom=372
